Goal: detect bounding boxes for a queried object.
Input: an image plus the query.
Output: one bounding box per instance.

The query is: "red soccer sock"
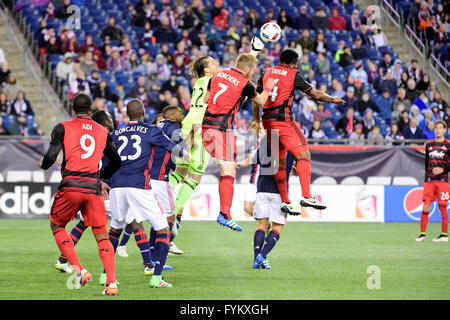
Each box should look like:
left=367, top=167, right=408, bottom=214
left=274, top=166, right=290, bottom=203
left=219, top=175, right=235, bottom=220
left=296, top=158, right=312, bottom=199
left=97, top=237, right=116, bottom=285
left=439, top=204, right=449, bottom=235
left=420, top=211, right=429, bottom=234
left=53, top=228, right=83, bottom=274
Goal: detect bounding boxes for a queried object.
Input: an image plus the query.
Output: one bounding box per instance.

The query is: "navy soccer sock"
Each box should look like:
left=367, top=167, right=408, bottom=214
left=153, top=233, right=170, bottom=276
left=133, top=227, right=152, bottom=265
left=260, top=230, right=280, bottom=259
left=253, top=228, right=266, bottom=261
left=148, top=227, right=157, bottom=261
left=119, top=224, right=133, bottom=247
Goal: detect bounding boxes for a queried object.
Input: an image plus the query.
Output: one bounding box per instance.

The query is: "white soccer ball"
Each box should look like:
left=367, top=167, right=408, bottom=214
left=260, top=22, right=282, bottom=43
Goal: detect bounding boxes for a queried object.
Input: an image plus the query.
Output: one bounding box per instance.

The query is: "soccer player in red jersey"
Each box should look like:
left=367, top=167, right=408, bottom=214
left=40, top=93, right=122, bottom=295
left=417, top=120, right=449, bottom=242
left=201, top=52, right=276, bottom=231
left=253, top=49, right=345, bottom=215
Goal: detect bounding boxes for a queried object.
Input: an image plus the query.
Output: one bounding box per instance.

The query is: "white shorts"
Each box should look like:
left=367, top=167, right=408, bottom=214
left=244, top=183, right=257, bottom=203
left=253, top=192, right=287, bottom=225
left=109, top=187, right=168, bottom=231
left=150, top=180, right=176, bottom=217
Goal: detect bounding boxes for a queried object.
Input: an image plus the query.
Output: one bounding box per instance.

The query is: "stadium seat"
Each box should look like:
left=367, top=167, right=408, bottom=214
left=366, top=177, right=392, bottom=185
left=340, top=176, right=364, bottom=185
left=392, top=177, right=419, bottom=186
left=312, top=176, right=338, bottom=185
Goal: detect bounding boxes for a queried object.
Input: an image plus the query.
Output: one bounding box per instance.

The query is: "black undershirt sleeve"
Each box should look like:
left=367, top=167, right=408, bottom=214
left=294, top=72, right=313, bottom=94
left=100, top=134, right=121, bottom=179
left=41, top=123, right=65, bottom=170
left=256, top=74, right=264, bottom=94
left=242, top=81, right=257, bottom=100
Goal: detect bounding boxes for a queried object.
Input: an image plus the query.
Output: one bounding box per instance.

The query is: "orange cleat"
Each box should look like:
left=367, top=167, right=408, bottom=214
left=75, top=269, right=92, bottom=289
left=102, top=283, right=118, bottom=296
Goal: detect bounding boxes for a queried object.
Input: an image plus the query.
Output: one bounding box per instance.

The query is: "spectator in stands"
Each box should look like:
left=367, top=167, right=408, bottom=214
left=443, top=105, right=450, bottom=128
left=418, top=1, right=430, bottom=24
left=403, top=117, right=424, bottom=140
left=154, top=54, right=171, bottom=81
left=314, top=31, right=328, bottom=54
left=316, top=52, right=330, bottom=77
left=342, top=86, right=358, bottom=113
left=405, top=79, right=419, bottom=102
left=277, top=9, right=295, bottom=30
left=210, top=0, right=223, bottom=20
left=10, top=91, right=33, bottom=117
left=193, top=31, right=215, bottom=51
left=179, top=5, right=199, bottom=30
left=100, top=17, right=124, bottom=42
left=61, top=34, right=80, bottom=55
left=43, top=1, right=56, bottom=20
left=309, top=120, right=327, bottom=142
left=56, top=0, right=72, bottom=20
left=69, top=70, right=90, bottom=100
left=350, top=61, right=368, bottom=84
left=106, top=47, right=125, bottom=72
left=358, top=24, right=373, bottom=46
left=213, top=8, right=229, bottom=31
left=423, top=120, right=436, bottom=139
left=9, top=115, right=43, bottom=136
left=378, top=52, right=392, bottom=72
left=0, top=60, right=10, bottom=86
left=338, top=45, right=353, bottom=68
left=299, top=54, right=312, bottom=74
left=367, top=60, right=380, bottom=85
left=399, top=71, right=410, bottom=89
left=93, top=80, right=112, bottom=102
left=385, top=123, right=404, bottom=145
left=397, top=110, right=410, bottom=132
left=0, top=92, right=10, bottom=114
left=299, top=100, right=315, bottom=129
left=351, top=36, right=368, bottom=61
left=336, top=106, right=359, bottom=138
left=160, top=3, right=179, bottom=28
left=313, top=103, right=333, bottom=128
left=332, top=80, right=346, bottom=99
left=87, top=70, right=101, bottom=92
left=245, top=9, right=262, bottom=31
left=393, top=88, right=412, bottom=112
left=416, top=73, right=431, bottom=91
left=408, top=59, right=422, bottom=82
left=285, top=40, right=303, bottom=58
left=80, top=51, right=98, bottom=76
left=377, top=70, right=397, bottom=97
left=367, top=125, right=384, bottom=145
left=431, top=91, right=448, bottom=110
left=123, top=4, right=136, bottom=24
left=295, top=5, right=312, bottom=30
left=125, top=52, right=140, bottom=72
left=409, top=0, right=422, bottom=26
left=392, top=60, right=404, bottom=84
left=334, top=40, right=346, bottom=62
left=36, top=19, right=53, bottom=50
left=419, top=109, right=433, bottom=130
left=312, top=6, right=329, bottom=31
left=173, top=41, right=190, bottom=66
left=358, top=90, right=379, bottom=115
left=410, top=104, right=424, bottom=123
left=375, top=89, right=394, bottom=120
left=430, top=102, right=443, bottom=122
left=351, top=9, right=362, bottom=32
left=264, top=8, right=276, bottom=23
left=45, top=36, right=60, bottom=59
left=56, top=52, right=74, bottom=84
left=296, top=29, right=315, bottom=53
left=349, top=123, right=365, bottom=145
left=362, top=6, right=377, bottom=29
left=353, top=79, right=364, bottom=100
left=112, top=84, right=127, bottom=103
left=329, top=8, right=347, bottom=31
left=2, top=75, right=24, bottom=101
left=0, top=116, right=9, bottom=135
left=176, top=85, right=191, bottom=114
left=362, top=108, right=376, bottom=136
left=161, top=74, right=181, bottom=95
left=371, top=26, right=387, bottom=49
left=128, top=75, right=151, bottom=98
left=412, top=91, right=430, bottom=110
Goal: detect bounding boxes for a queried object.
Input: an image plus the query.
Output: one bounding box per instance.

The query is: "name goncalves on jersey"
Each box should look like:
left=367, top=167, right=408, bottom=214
left=429, top=150, right=445, bottom=159
left=114, top=125, right=148, bottom=135
left=216, top=72, right=240, bottom=86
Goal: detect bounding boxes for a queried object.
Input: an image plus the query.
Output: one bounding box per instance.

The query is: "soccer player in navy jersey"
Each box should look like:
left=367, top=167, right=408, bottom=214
left=417, top=120, right=450, bottom=242
left=251, top=136, right=296, bottom=269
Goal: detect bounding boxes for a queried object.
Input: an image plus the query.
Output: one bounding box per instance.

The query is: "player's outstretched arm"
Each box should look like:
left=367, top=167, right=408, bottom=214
left=252, top=78, right=276, bottom=106
left=40, top=123, right=64, bottom=170
left=100, top=134, right=121, bottom=179
left=308, top=89, right=345, bottom=105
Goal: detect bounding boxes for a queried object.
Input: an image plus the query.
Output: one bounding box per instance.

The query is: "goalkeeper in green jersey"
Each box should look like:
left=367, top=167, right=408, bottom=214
left=169, top=56, right=220, bottom=238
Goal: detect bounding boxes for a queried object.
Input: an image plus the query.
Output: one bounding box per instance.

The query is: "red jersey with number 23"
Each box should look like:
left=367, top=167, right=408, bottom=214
left=258, top=64, right=312, bottom=122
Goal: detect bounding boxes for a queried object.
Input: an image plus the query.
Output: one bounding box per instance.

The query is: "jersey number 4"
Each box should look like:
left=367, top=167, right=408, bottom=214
left=268, top=79, right=280, bottom=102
left=117, top=135, right=142, bottom=161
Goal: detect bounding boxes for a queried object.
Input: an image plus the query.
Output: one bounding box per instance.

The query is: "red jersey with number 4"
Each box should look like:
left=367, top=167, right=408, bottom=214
left=258, top=64, right=312, bottom=122
left=425, top=139, right=450, bottom=183
left=203, top=68, right=257, bottom=131
left=54, top=116, right=108, bottom=194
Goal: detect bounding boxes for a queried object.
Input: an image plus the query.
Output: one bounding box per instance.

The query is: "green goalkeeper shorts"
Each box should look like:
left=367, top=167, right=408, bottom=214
left=176, top=124, right=210, bottom=175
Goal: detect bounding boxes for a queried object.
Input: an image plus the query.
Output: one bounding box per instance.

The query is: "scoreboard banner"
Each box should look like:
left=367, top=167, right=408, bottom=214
left=181, top=184, right=385, bottom=223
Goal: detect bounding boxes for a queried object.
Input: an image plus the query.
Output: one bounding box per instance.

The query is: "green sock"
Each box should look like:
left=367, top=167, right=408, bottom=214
left=169, top=171, right=185, bottom=189
left=175, top=177, right=199, bottom=215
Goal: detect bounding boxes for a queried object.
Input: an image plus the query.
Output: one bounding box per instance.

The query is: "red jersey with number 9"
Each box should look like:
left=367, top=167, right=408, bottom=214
left=258, top=64, right=312, bottom=122
left=203, top=68, right=257, bottom=131
left=56, top=116, right=108, bottom=194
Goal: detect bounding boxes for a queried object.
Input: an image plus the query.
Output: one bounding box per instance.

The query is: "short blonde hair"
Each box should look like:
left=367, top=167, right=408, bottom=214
left=235, top=53, right=258, bottom=70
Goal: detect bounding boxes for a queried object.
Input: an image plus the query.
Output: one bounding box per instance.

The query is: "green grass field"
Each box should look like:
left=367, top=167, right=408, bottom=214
left=0, top=219, right=448, bottom=300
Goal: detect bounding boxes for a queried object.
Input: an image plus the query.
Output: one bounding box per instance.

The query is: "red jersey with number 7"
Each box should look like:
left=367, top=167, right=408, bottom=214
left=46, top=116, right=109, bottom=195
left=257, top=64, right=313, bottom=122
left=202, top=68, right=257, bottom=131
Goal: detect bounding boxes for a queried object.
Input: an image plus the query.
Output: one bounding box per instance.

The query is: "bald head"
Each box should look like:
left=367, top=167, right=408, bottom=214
left=126, top=99, right=145, bottom=121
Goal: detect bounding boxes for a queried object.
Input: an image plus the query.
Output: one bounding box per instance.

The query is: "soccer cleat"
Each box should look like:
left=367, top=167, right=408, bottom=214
left=144, top=266, right=154, bottom=276
left=102, top=282, right=118, bottom=296
left=300, top=196, right=327, bottom=210
left=55, top=260, right=73, bottom=273
left=116, top=245, right=129, bottom=258
left=255, top=253, right=272, bottom=270
left=169, top=242, right=183, bottom=255
left=252, top=261, right=261, bottom=269
left=217, top=214, right=242, bottom=232
left=280, top=202, right=301, bottom=216
left=150, top=275, right=173, bottom=288
left=75, top=269, right=92, bottom=289
left=150, top=260, right=173, bottom=271
left=416, top=234, right=426, bottom=242
left=432, top=234, right=448, bottom=242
